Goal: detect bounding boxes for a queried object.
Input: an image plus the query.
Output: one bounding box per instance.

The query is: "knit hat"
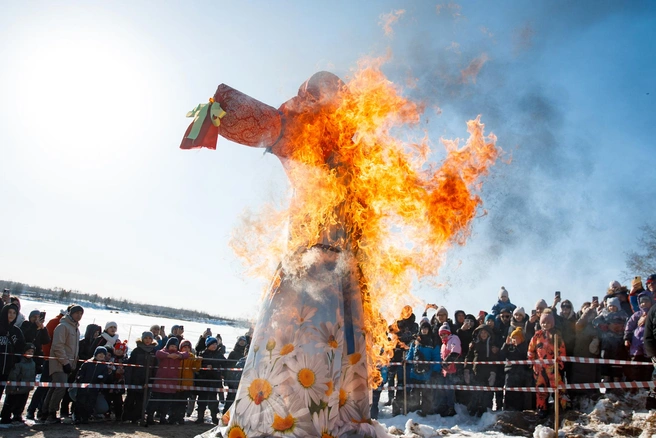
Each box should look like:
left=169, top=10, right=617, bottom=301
left=419, top=317, right=430, bottom=327
left=509, top=327, right=525, bottom=344
left=485, top=314, right=496, bottom=323
left=205, top=336, right=219, bottom=348
left=609, top=280, right=622, bottom=290
left=29, top=310, right=41, bottom=320
left=608, top=312, right=627, bottom=325
left=638, top=292, right=652, bottom=304
left=165, top=337, right=180, bottom=349
left=438, top=322, right=451, bottom=335
left=105, top=321, right=117, bottom=330
left=535, top=299, right=548, bottom=310
left=171, top=324, right=181, bottom=332
left=420, top=320, right=431, bottom=331
left=94, top=346, right=108, bottom=357
left=632, top=276, right=643, bottom=287
left=24, top=343, right=36, bottom=353
left=141, top=331, right=154, bottom=340
left=238, top=336, right=248, bottom=345
left=607, top=296, right=621, bottom=310
left=540, top=312, right=555, bottom=326
left=436, top=306, right=448, bottom=316
left=498, top=286, right=509, bottom=299
left=513, top=307, right=526, bottom=318
left=180, top=339, right=193, bottom=350
left=113, top=341, right=128, bottom=354
left=68, top=305, right=84, bottom=316
left=647, top=274, right=656, bottom=285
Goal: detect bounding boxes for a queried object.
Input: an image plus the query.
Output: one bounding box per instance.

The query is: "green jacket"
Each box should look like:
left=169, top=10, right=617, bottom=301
left=7, top=356, right=36, bottom=395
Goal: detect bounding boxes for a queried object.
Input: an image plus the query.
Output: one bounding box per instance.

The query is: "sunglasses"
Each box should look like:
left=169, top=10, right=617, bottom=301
left=501, top=315, right=510, bottom=319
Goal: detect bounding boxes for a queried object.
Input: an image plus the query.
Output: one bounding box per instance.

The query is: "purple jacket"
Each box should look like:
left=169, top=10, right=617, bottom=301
left=624, top=310, right=648, bottom=357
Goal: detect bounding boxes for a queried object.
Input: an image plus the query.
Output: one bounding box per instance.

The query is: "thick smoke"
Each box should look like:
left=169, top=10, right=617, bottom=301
left=377, top=1, right=650, bottom=293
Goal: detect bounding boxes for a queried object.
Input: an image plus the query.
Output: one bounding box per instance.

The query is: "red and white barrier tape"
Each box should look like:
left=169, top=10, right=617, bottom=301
left=565, top=381, right=654, bottom=390
left=561, top=356, right=654, bottom=366
left=404, top=383, right=555, bottom=393
left=1, top=380, right=237, bottom=393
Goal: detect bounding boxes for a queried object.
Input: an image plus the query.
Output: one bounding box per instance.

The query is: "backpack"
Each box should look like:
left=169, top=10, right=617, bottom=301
left=414, top=348, right=431, bottom=375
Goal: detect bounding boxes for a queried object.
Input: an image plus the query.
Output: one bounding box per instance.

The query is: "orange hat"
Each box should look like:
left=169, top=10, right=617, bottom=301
left=510, top=327, right=525, bottom=344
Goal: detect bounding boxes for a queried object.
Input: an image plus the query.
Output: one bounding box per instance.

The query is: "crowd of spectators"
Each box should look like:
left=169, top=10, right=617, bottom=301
left=375, top=275, right=656, bottom=420
left=0, top=288, right=251, bottom=427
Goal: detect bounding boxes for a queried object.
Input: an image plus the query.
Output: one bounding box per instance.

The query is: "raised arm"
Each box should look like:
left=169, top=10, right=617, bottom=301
left=180, top=84, right=282, bottom=150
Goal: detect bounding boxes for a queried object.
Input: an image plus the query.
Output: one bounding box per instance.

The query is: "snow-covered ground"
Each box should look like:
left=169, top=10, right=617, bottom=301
left=18, top=298, right=248, bottom=351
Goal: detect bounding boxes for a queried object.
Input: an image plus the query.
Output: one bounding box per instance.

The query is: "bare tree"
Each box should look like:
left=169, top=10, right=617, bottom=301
left=625, top=224, right=656, bottom=278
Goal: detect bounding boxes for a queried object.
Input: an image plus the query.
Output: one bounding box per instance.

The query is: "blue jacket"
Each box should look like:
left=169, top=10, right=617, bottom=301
left=491, top=300, right=517, bottom=317
left=406, top=341, right=441, bottom=381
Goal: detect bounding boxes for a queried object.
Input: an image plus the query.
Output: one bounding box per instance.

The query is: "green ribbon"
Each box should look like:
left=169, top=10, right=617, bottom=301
left=185, top=101, right=226, bottom=140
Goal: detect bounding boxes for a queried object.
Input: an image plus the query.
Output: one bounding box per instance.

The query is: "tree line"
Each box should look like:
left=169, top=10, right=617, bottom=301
left=0, top=279, right=249, bottom=327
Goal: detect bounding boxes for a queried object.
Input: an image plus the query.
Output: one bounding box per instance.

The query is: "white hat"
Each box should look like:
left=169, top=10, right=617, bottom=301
left=105, top=321, right=118, bottom=330
left=498, top=286, right=509, bottom=299
left=513, top=307, right=525, bottom=317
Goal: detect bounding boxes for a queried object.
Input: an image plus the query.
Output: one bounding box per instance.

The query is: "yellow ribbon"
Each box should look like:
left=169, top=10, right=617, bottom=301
left=185, top=99, right=226, bottom=140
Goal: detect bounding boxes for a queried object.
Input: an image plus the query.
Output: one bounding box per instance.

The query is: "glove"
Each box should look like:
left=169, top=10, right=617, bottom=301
left=464, top=369, right=471, bottom=384
left=488, top=372, right=496, bottom=387
left=62, top=364, right=72, bottom=374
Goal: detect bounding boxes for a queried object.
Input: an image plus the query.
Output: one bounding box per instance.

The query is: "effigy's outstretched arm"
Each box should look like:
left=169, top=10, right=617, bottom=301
left=180, top=84, right=282, bottom=150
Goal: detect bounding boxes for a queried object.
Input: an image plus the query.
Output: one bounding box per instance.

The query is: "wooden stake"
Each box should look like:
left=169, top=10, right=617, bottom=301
left=554, top=333, right=560, bottom=435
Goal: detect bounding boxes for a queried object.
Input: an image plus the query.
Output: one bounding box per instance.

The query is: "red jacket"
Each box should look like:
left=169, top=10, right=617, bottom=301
left=153, top=349, right=189, bottom=393
left=42, top=314, right=64, bottom=357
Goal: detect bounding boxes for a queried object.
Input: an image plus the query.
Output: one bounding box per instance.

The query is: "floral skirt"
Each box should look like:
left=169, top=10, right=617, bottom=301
left=223, top=247, right=375, bottom=437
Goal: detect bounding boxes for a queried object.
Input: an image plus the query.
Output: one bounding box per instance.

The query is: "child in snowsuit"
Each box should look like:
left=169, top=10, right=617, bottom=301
left=195, top=336, right=225, bottom=424
left=624, top=292, right=653, bottom=383
left=405, top=321, right=441, bottom=416
left=491, top=287, right=517, bottom=317
left=500, top=327, right=531, bottom=411
left=438, top=322, right=461, bottom=417
left=75, top=346, right=113, bottom=424
left=465, top=325, right=499, bottom=417
left=104, top=340, right=127, bottom=421
left=1, top=343, right=36, bottom=423
left=527, top=311, right=566, bottom=418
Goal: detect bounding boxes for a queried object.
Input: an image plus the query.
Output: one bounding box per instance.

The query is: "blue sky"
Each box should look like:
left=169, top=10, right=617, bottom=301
left=0, top=1, right=654, bottom=320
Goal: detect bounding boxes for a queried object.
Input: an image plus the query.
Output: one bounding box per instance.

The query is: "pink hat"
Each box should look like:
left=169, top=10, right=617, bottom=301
left=438, top=322, right=451, bottom=336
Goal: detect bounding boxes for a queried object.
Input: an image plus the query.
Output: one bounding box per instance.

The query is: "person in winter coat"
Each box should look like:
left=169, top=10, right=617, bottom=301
left=91, top=321, right=119, bottom=352
left=0, top=303, right=26, bottom=401
left=387, top=308, right=416, bottom=406
left=370, top=365, right=387, bottom=420
left=527, top=310, right=567, bottom=419
left=195, top=331, right=226, bottom=405
left=20, top=310, right=50, bottom=375
left=624, top=292, right=653, bottom=383
left=173, top=339, right=201, bottom=424
left=404, top=321, right=441, bottom=416
left=509, top=307, right=528, bottom=334
left=465, top=325, right=498, bottom=417
left=78, top=324, right=101, bottom=362
left=41, top=305, right=82, bottom=424
left=122, top=331, right=158, bottom=423
left=455, top=314, right=477, bottom=407
left=646, top=274, right=656, bottom=300
left=74, top=346, right=113, bottom=424
left=0, top=343, right=36, bottom=424
left=594, top=296, right=629, bottom=331
left=28, top=306, right=72, bottom=421
left=195, top=336, right=225, bottom=425
left=600, top=312, right=628, bottom=384
left=552, top=299, right=577, bottom=383
left=147, top=337, right=189, bottom=425
left=223, top=336, right=248, bottom=415
left=569, top=303, right=601, bottom=402
left=438, top=322, right=461, bottom=417
left=500, top=328, right=531, bottom=411
left=491, top=287, right=517, bottom=317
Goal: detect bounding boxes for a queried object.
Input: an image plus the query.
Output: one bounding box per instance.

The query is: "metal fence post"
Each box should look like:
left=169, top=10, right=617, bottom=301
left=554, top=334, right=560, bottom=435
left=402, top=360, right=407, bottom=415
left=140, top=353, right=152, bottom=424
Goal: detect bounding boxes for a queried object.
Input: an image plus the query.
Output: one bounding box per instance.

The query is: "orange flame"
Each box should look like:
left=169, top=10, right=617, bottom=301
left=230, top=57, right=499, bottom=387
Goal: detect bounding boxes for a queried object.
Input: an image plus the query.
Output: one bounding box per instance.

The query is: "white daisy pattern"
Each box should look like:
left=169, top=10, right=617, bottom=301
left=286, top=353, right=331, bottom=407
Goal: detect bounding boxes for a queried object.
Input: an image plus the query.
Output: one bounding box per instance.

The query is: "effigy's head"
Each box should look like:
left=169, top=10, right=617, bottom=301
left=298, top=71, right=345, bottom=105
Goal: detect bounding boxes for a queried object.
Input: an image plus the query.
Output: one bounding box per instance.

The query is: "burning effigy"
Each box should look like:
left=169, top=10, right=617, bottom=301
left=180, top=62, right=499, bottom=437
